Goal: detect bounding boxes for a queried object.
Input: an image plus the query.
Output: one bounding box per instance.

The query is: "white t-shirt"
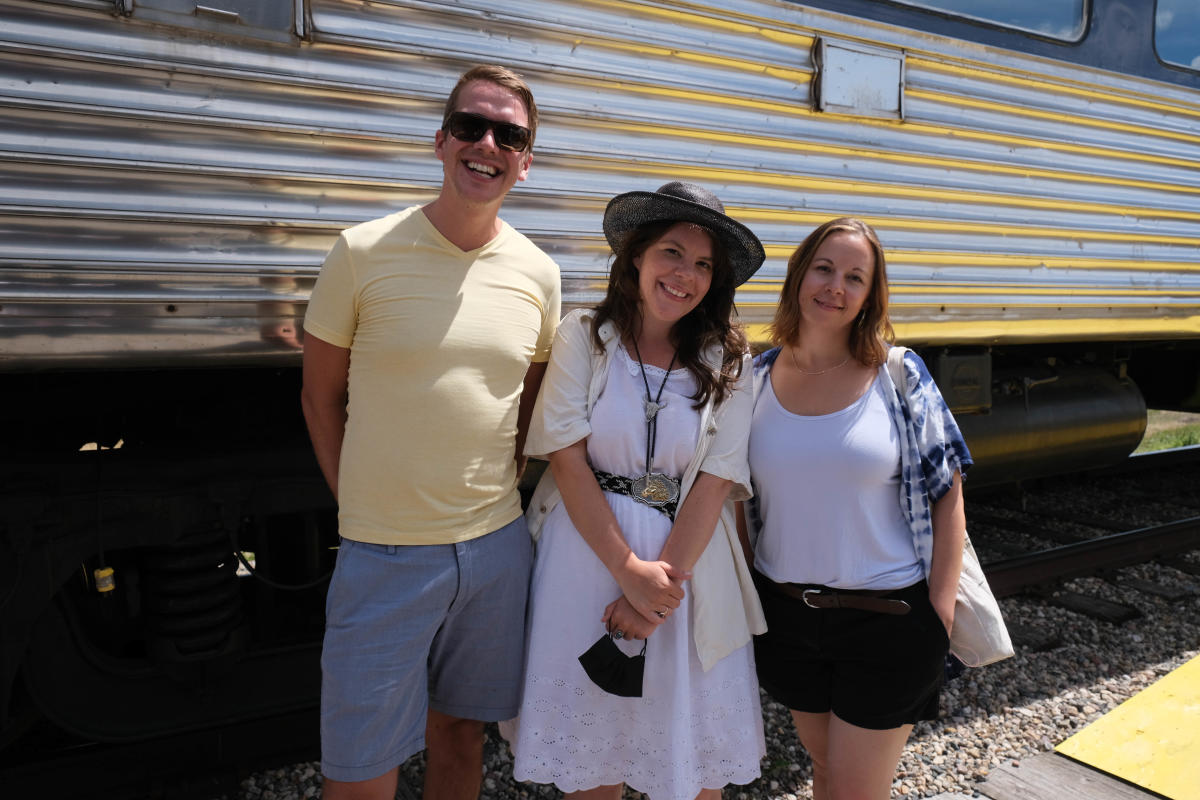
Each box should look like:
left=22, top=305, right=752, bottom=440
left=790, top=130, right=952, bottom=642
left=748, top=374, right=924, bottom=589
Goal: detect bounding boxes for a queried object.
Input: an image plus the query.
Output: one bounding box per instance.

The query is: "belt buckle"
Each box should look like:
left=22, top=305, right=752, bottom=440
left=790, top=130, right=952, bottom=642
left=801, top=589, right=823, bottom=609
left=630, top=473, right=680, bottom=508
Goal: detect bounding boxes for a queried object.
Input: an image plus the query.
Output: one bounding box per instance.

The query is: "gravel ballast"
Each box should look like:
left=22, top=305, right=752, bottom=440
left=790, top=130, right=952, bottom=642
left=224, top=556, right=1199, bottom=799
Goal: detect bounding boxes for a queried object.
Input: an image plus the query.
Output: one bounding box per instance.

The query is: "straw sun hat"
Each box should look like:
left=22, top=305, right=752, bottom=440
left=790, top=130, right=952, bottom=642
left=602, top=181, right=766, bottom=286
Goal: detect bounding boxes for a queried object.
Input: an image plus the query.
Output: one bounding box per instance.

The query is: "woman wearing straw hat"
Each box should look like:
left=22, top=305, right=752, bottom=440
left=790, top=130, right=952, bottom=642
left=504, top=182, right=768, bottom=800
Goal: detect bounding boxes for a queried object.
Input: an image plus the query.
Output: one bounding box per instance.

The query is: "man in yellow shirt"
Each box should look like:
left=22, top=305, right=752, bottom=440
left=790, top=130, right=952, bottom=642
left=301, top=65, right=560, bottom=800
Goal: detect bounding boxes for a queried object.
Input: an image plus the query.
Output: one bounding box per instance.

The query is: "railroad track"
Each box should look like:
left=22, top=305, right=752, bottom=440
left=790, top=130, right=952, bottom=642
left=982, top=516, right=1200, bottom=598
left=970, top=447, right=1200, bottom=618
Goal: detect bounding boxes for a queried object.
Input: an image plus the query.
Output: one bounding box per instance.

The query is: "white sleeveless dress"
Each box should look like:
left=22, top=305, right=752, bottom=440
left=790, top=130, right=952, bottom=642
left=504, top=345, right=764, bottom=800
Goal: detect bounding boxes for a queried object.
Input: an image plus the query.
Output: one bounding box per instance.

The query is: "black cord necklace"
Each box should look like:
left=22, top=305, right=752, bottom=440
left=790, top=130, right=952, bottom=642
left=629, top=336, right=681, bottom=509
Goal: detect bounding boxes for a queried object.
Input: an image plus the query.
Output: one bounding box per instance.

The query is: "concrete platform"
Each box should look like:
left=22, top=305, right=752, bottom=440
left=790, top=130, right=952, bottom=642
left=1055, top=654, right=1200, bottom=800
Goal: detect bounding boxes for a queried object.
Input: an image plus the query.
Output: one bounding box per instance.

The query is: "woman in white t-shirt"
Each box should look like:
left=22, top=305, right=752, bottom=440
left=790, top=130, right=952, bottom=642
left=739, top=217, right=972, bottom=800
left=503, top=182, right=767, bottom=800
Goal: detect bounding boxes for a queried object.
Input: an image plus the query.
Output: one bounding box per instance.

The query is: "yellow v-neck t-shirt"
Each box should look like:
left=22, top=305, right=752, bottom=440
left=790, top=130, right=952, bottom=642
left=304, top=206, right=560, bottom=545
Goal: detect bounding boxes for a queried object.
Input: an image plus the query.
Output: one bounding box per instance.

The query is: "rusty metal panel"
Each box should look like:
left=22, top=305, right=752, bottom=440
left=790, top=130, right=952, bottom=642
left=0, top=0, right=1198, bottom=367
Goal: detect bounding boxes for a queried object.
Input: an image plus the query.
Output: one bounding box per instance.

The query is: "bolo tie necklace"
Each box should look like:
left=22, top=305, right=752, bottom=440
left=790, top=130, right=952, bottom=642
left=629, top=336, right=681, bottom=508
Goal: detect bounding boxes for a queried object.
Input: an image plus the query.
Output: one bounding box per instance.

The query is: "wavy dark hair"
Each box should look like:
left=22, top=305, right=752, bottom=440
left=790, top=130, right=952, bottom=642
left=592, top=220, right=748, bottom=408
left=769, top=217, right=894, bottom=367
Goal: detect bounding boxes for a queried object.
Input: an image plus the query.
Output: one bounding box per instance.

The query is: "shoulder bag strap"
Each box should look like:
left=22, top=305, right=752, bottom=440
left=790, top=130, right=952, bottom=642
left=886, top=346, right=909, bottom=400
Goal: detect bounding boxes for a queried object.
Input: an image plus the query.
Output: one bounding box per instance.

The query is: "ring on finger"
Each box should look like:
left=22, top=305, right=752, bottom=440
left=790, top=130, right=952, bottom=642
left=612, top=629, right=625, bottom=640
left=655, top=610, right=667, bottom=619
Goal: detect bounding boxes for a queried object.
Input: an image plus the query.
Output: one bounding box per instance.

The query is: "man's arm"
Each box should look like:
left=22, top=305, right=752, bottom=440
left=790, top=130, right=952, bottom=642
left=301, top=333, right=350, bottom=499
left=514, top=359, right=548, bottom=476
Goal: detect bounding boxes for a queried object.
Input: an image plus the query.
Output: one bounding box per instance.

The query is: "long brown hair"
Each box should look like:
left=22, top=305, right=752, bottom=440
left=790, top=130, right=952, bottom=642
left=592, top=220, right=748, bottom=407
left=769, top=217, right=894, bottom=367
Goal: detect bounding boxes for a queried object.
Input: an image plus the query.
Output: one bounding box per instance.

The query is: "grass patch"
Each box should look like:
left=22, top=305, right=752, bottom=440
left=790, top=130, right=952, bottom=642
left=1135, top=422, right=1200, bottom=453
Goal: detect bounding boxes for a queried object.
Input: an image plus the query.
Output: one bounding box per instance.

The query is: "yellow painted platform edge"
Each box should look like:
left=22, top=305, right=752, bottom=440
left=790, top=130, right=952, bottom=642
left=1056, top=653, right=1200, bottom=800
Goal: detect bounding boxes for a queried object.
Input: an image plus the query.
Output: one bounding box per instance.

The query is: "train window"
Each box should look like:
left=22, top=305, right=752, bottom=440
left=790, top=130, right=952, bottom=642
left=1156, top=0, right=1200, bottom=71
left=890, top=0, right=1086, bottom=40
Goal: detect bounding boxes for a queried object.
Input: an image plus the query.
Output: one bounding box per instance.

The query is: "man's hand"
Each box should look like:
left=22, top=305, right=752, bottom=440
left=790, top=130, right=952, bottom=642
left=301, top=334, right=350, bottom=499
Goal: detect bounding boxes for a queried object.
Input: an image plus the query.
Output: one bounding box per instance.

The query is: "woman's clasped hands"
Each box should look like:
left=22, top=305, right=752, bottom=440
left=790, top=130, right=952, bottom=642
left=603, top=553, right=690, bottom=640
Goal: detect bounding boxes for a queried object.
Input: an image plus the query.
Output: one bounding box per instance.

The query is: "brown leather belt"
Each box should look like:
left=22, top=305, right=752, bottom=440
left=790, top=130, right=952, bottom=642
left=766, top=580, right=912, bottom=615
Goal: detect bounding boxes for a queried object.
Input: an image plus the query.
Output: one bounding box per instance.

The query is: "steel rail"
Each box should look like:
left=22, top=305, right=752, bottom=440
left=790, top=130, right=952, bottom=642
left=982, top=516, right=1200, bottom=598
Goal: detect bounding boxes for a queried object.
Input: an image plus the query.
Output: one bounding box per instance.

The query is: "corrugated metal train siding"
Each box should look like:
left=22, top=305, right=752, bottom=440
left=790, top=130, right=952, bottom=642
left=0, top=0, right=1198, bottom=367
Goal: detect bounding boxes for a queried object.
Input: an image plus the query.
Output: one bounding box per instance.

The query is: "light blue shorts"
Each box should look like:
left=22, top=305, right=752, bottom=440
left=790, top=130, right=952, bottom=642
left=319, top=516, right=532, bottom=783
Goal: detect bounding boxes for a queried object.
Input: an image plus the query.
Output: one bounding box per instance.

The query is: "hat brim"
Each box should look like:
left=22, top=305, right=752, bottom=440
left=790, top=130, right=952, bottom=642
left=602, top=191, right=766, bottom=287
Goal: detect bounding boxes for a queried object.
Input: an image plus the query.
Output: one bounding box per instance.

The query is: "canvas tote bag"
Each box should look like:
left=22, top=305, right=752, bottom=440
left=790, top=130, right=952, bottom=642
left=887, top=347, right=1014, bottom=667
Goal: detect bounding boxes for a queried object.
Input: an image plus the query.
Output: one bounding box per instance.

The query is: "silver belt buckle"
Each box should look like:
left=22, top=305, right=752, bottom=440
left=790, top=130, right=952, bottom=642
left=802, top=589, right=823, bottom=609
left=630, top=472, right=680, bottom=508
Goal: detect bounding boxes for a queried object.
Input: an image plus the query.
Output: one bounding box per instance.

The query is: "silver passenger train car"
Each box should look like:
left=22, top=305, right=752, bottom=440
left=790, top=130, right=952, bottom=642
left=2, top=0, right=1198, bottom=764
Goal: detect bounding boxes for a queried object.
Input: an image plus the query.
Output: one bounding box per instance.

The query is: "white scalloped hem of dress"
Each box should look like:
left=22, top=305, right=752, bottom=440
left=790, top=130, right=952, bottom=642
left=509, top=701, right=766, bottom=800
left=512, top=763, right=763, bottom=800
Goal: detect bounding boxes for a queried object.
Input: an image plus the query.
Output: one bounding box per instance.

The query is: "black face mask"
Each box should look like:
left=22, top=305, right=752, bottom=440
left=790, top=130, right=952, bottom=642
left=578, top=633, right=646, bottom=697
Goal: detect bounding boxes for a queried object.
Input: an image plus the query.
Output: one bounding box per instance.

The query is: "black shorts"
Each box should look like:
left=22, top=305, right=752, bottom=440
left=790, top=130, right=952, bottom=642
left=753, top=574, right=948, bottom=730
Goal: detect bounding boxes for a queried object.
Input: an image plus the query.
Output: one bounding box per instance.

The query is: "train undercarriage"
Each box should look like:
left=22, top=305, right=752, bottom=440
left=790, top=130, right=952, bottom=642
left=2, top=340, right=1197, bottom=764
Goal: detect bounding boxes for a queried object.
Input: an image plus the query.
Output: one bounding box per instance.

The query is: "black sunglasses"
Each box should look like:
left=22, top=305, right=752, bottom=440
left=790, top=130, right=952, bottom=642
left=442, top=111, right=532, bottom=152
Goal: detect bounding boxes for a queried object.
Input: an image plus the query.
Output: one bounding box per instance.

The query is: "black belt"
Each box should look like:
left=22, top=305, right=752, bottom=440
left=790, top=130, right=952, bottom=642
left=760, top=576, right=911, bottom=615
left=592, top=469, right=677, bottom=521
